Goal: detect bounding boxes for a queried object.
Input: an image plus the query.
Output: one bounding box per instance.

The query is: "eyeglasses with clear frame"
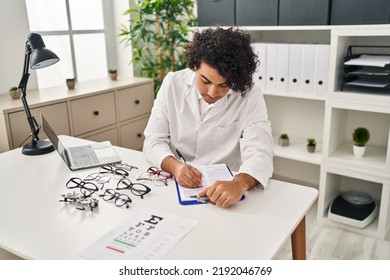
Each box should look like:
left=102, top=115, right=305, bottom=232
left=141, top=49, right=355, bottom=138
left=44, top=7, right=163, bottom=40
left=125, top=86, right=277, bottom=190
left=110, top=163, right=138, bottom=174
left=136, top=166, right=173, bottom=186
left=116, top=178, right=151, bottom=199
left=99, top=189, right=132, bottom=208
left=84, top=164, right=132, bottom=190
left=66, top=177, right=99, bottom=197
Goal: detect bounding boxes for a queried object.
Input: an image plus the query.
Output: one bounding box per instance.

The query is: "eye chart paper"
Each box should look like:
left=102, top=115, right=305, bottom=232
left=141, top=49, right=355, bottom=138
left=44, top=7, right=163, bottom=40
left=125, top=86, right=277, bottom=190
left=80, top=208, right=198, bottom=260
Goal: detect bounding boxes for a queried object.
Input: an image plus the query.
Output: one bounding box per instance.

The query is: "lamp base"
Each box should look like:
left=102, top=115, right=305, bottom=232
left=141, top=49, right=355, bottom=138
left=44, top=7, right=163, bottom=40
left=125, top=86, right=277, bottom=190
left=22, top=140, right=55, bottom=155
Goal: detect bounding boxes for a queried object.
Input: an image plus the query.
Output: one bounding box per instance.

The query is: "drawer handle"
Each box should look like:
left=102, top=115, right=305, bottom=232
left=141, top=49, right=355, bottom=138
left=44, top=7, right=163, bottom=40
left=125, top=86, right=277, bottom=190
left=134, top=99, right=140, bottom=105
left=137, top=133, right=142, bottom=138
left=93, top=110, right=99, bottom=116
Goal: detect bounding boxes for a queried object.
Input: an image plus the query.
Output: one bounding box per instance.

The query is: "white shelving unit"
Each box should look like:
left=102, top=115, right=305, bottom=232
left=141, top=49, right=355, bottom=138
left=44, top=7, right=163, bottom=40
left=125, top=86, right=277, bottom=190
left=318, top=25, right=390, bottom=239
left=242, top=24, right=390, bottom=239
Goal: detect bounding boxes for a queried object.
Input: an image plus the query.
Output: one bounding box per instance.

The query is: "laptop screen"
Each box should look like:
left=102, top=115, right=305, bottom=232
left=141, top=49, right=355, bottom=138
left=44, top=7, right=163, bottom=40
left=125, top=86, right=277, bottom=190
left=41, top=114, right=70, bottom=166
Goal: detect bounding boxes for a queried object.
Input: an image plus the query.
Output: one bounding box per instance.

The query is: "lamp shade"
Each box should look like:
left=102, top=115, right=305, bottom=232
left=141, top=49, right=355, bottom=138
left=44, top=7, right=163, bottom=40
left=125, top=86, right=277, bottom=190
left=28, top=33, right=60, bottom=69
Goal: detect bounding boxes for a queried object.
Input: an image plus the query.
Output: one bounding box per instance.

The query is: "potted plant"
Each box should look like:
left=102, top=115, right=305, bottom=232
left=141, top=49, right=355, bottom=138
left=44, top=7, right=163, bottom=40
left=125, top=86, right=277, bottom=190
left=66, top=78, right=76, bottom=90
left=278, top=133, right=289, bottom=147
left=119, top=0, right=197, bottom=94
left=352, top=127, right=370, bottom=158
left=108, top=68, right=117, bottom=81
left=9, top=86, right=20, bottom=99
left=307, top=138, right=316, bottom=153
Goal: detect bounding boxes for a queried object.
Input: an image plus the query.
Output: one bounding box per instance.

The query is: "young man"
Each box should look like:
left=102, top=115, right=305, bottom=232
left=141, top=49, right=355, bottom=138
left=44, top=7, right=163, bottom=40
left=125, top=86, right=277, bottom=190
left=143, top=27, right=274, bottom=208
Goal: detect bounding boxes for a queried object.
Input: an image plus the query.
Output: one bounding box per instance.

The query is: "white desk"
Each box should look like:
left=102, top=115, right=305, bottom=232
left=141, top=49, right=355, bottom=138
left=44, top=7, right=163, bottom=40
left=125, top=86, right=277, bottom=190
left=0, top=136, right=318, bottom=260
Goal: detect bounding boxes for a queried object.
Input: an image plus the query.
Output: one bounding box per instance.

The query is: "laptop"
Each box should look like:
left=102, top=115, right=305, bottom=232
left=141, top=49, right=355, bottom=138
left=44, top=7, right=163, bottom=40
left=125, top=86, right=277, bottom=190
left=41, top=114, right=121, bottom=170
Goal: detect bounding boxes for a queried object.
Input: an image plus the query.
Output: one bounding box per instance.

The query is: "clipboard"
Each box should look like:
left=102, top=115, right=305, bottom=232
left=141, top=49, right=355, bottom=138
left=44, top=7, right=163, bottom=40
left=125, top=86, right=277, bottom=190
left=174, top=164, right=244, bottom=205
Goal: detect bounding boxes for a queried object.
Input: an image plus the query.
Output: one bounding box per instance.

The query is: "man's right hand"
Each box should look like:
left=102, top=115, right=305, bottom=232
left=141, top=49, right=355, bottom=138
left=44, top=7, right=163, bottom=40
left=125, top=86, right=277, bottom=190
left=161, top=156, right=202, bottom=188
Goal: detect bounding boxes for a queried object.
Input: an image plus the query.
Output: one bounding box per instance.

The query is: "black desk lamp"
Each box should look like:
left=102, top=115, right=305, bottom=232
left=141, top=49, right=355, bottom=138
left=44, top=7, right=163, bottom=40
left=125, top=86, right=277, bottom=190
left=18, top=33, right=60, bottom=155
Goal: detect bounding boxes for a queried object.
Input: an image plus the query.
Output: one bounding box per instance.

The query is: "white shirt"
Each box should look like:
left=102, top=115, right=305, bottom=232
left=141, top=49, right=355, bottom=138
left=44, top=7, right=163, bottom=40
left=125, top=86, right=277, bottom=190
left=143, top=68, right=274, bottom=188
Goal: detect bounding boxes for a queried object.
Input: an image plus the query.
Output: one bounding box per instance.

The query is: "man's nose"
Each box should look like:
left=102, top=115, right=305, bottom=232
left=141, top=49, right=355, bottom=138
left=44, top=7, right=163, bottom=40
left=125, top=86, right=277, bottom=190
left=207, top=84, right=219, bottom=97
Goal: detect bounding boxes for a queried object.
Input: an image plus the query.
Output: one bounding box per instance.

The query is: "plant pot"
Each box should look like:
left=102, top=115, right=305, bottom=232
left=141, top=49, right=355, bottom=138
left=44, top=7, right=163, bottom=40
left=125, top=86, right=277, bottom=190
left=109, top=73, right=117, bottom=81
left=278, top=138, right=289, bottom=147
left=353, top=145, right=366, bottom=158
left=9, top=89, right=20, bottom=100
left=307, top=144, right=316, bottom=153
left=66, top=80, right=76, bottom=90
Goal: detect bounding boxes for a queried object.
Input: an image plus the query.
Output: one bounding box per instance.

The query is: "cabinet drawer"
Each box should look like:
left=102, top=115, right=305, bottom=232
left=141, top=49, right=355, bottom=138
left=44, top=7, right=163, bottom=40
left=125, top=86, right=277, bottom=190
left=116, top=84, right=153, bottom=122
left=8, top=102, right=70, bottom=149
left=82, top=127, right=119, bottom=146
left=71, top=92, right=116, bottom=135
left=120, top=117, right=149, bottom=151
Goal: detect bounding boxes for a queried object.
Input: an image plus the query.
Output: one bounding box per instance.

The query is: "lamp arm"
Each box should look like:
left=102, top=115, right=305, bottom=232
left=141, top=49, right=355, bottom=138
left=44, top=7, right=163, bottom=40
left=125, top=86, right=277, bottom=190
left=18, top=44, right=40, bottom=145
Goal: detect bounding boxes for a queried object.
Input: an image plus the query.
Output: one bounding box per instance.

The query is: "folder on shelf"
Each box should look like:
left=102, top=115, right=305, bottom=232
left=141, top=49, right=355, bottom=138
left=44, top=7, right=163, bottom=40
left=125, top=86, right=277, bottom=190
left=276, top=43, right=290, bottom=94
left=288, top=44, right=303, bottom=94
left=266, top=43, right=278, bottom=94
left=252, top=43, right=267, bottom=91
left=314, top=44, right=330, bottom=96
left=301, top=44, right=316, bottom=95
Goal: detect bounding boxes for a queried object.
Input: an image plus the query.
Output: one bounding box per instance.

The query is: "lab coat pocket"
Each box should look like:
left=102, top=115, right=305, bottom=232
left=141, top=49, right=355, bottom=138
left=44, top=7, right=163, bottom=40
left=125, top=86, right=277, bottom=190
left=213, top=121, right=240, bottom=150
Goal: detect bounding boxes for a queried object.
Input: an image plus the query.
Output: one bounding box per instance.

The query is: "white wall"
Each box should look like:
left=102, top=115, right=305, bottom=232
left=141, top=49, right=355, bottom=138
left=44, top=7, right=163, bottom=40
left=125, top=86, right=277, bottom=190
left=0, top=0, right=36, bottom=95
left=0, top=0, right=133, bottom=96
left=114, top=0, right=133, bottom=78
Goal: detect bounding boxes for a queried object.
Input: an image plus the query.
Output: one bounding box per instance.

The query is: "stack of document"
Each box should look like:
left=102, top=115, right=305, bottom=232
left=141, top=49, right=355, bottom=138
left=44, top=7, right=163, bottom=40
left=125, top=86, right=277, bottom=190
left=342, top=53, right=390, bottom=91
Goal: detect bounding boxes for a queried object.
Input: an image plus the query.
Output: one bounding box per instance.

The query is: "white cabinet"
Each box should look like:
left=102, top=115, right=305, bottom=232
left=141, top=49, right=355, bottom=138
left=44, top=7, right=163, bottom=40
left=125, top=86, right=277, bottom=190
left=0, top=77, right=154, bottom=152
left=237, top=25, right=390, bottom=239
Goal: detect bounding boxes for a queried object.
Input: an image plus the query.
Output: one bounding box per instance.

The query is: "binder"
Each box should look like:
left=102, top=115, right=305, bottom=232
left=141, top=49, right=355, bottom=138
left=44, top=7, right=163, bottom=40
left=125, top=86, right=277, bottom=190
left=301, top=44, right=316, bottom=95
left=288, top=44, right=303, bottom=94
left=276, top=44, right=290, bottom=94
left=314, top=44, right=330, bottom=96
left=265, top=43, right=278, bottom=94
left=252, top=43, right=267, bottom=91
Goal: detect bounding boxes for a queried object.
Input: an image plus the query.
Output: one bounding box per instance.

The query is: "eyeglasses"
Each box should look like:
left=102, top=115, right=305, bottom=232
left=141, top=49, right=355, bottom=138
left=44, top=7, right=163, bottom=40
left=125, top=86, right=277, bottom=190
left=84, top=164, right=132, bottom=190
left=66, top=177, right=99, bottom=197
left=85, top=172, right=111, bottom=190
left=59, top=191, right=99, bottom=211
left=99, top=189, right=132, bottom=208
left=111, top=163, right=138, bottom=173
left=116, top=178, right=151, bottom=199
left=137, top=166, right=172, bottom=186
left=100, top=164, right=129, bottom=178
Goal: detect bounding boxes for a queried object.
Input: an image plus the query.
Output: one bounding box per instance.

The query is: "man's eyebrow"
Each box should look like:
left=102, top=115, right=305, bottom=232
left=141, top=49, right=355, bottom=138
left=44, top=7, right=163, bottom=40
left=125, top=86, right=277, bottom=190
left=200, top=74, right=228, bottom=86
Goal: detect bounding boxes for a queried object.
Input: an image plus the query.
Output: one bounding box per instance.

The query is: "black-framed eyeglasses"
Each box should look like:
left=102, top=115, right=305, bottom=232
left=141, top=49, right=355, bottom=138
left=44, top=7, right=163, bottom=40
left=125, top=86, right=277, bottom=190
left=137, top=166, right=172, bottom=186
left=116, top=178, right=151, bottom=199
left=66, top=177, right=99, bottom=197
left=99, top=189, right=132, bottom=208
left=59, top=191, right=99, bottom=211
left=100, top=165, right=129, bottom=179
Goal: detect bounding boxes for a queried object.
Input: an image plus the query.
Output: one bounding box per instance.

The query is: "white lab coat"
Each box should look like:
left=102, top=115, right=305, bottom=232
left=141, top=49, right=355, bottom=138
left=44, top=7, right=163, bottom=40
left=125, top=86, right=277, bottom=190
left=143, top=68, right=274, bottom=188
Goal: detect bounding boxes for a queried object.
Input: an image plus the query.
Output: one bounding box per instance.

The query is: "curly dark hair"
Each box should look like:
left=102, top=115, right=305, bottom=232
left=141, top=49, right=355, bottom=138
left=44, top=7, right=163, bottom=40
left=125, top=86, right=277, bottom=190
left=184, top=27, right=258, bottom=96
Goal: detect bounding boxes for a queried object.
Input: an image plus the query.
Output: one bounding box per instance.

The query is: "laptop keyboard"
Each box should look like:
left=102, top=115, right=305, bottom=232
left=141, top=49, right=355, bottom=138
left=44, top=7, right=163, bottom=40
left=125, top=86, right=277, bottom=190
left=68, top=146, right=100, bottom=167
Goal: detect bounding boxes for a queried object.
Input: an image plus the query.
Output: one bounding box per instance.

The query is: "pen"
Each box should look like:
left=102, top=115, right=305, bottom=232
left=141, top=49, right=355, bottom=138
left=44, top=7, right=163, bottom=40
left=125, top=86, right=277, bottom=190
left=176, top=149, right=197, bottom=176
left=189, top=195, right=212, bottom=203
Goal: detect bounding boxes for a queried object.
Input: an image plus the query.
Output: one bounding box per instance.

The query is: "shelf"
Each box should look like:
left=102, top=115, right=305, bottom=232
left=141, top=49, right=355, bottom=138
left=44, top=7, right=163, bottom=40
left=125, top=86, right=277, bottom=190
left=328, top=91, right=390, bottom=113
left=326, top=142, right=389, bottom=179
left=317, top=170, right=389, bottom=239
left=264, top=92, right=326, bottom=101
left=273, top=135, right=322, bottom=165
